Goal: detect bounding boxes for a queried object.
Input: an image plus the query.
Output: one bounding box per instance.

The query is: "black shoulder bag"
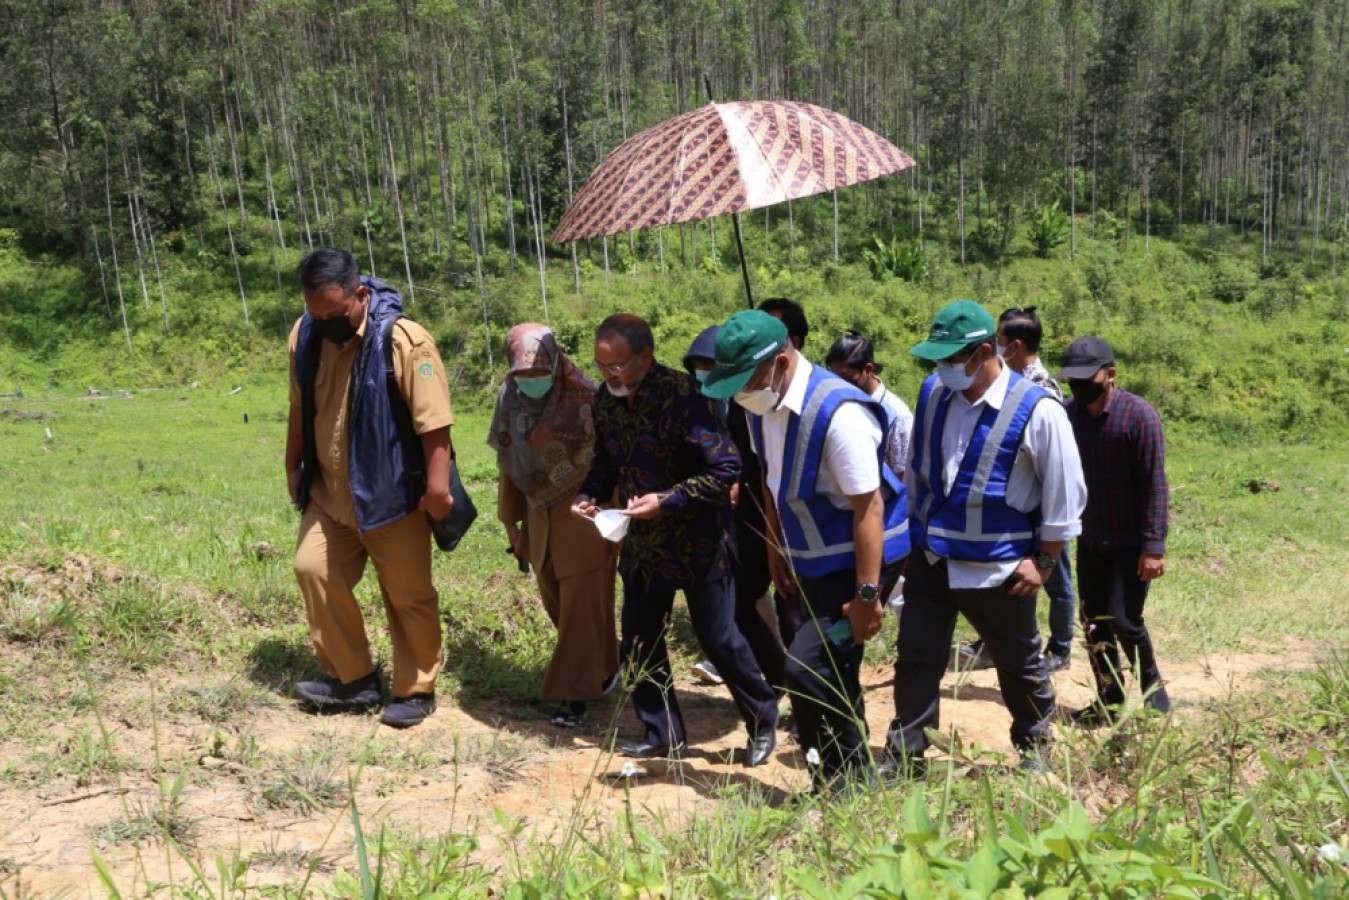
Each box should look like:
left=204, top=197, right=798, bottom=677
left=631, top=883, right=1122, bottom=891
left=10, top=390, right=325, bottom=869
left=383, top=317, right=478, bottom=551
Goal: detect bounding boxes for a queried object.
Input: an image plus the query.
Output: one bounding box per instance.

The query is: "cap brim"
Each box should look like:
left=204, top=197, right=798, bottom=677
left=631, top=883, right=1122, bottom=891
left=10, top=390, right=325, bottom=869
left=1057, top=364, right=1105, bottom=380
left=909, top=339, right=963, bottom=361
left=701, top=366, right=756, bottom=400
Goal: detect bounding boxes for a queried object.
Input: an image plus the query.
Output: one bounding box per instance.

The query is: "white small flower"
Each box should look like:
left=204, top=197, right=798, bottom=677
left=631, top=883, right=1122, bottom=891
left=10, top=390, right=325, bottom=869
left=620, top=762, right=639, bottom=779
left=1317, top=843, right=1343, bottom=864
left=805, top=748, right=821, bottom=766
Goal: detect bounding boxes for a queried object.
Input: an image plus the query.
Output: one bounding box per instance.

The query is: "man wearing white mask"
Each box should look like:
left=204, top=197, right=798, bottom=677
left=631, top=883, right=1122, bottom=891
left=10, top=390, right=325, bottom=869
left=883, top=300, right=1086, bottom=776
left=703, top=310, right=910, bottom=794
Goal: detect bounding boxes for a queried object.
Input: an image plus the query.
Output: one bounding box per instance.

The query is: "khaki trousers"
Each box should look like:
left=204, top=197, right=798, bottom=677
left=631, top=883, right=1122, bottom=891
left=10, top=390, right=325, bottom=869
left=535, top=552, right=619, bottom=702
left=294, top=504, right=442, bottom=697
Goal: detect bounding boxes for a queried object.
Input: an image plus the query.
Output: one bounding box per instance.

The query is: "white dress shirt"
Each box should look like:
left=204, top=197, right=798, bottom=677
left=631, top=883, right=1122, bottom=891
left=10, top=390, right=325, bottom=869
left=904, top=360, right=1086, bottom=589
left=871, top=379, right=914, bottom=477
left=752, top=358, right=883, bottom=512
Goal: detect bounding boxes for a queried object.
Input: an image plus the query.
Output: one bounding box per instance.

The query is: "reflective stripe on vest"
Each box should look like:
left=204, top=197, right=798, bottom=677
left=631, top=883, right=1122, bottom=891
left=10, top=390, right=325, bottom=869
left=910, top=371, right=1048, bottom=561
left=755, top=367, right=910, bottom=578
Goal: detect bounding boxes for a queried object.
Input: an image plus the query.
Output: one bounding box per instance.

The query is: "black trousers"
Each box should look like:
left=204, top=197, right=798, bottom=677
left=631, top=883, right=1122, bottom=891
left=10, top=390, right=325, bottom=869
left=621, top=575, right=778, bottom=748
left=887, top=552, right=1055, bottom=758
left=783, top=558, right=905, bottom=781
left=1076, top=544, right=1165, bottom=707
left=733, top=534, right=786, bottom=690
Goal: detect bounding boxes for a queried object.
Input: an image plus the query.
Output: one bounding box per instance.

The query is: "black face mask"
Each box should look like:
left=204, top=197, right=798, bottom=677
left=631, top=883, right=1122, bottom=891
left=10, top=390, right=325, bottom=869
left=312, top=314, right=358, bottom=344
left=1068, top=377, right=1107, bottom=404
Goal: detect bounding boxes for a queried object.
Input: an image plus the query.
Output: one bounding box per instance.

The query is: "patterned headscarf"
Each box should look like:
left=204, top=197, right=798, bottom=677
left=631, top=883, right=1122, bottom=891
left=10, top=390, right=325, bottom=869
left=488, top=324, right=598, bottom=510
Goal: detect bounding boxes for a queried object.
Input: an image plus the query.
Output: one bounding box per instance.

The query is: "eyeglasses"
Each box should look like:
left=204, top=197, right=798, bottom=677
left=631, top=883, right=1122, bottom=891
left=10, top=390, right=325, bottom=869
left=595, top=355, right=641, bottom=377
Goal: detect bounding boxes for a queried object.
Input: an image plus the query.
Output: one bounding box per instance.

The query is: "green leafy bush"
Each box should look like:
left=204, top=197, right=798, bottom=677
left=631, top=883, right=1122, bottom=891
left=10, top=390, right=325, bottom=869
left=1027, top=201, right=1069, bottom=258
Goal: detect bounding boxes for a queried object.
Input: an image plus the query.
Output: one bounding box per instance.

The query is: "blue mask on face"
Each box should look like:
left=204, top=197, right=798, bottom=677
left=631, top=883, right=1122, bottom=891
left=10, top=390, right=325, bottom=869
left=694, top=369, right=710, bottom=384
left=515, top=376, right=553, bottom=399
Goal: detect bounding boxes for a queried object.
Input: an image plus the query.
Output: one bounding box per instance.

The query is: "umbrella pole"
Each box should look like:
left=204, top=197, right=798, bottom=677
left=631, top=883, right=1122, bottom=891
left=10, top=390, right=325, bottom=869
left=732, top=212, right=754, bottom=308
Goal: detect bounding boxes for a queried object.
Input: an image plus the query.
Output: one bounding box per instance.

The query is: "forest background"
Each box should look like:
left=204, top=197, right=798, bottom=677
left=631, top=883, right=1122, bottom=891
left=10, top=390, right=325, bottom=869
left=0, top=0, right=1346, bottom=443
left=1, top=1, right=1348, bottom=895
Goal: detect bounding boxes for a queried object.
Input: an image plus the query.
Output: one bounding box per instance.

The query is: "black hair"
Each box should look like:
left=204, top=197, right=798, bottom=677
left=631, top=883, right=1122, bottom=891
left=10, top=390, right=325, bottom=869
left=825, top=329, right=883, bottom=373
left=758, top=297, right=809, bottom=346
left=297, top=248, right=361, bottom=294
left=998, top=306, right=1043, bottom=353
left=595, top=313, right=654, bottom=355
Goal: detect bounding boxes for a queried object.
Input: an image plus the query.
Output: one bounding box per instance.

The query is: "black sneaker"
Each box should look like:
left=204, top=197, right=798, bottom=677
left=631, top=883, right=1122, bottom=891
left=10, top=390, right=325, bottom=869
left=295, top=672, right=382, bottom=713
left=549, top=702, right=587, bottom=728
left=1044, top=649, right=1071, bottom=674
left=1017, top=748, right=1053, bottom=774
left=380, top=693, right=436, bottom=728
left=951, top=640, right=995, bottom=671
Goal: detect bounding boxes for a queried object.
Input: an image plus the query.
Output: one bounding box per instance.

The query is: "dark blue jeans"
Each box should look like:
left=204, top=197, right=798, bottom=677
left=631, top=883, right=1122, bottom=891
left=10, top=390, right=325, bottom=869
left=1044, top=543, right=1077, bottom=655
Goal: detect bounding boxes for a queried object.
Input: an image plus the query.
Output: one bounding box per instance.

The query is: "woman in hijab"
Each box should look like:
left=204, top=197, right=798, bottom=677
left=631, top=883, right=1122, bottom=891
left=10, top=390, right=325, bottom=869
left=489, top=324, right=619, bottom=727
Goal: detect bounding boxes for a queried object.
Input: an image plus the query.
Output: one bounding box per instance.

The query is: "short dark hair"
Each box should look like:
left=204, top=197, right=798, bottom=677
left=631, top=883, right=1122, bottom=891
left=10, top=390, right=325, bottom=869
left=825, top=329, right=883, bottom=373
left=595, top=313, right=654, bottom=356
left=298, top=248, right=361, bottom=294
left=758, top=297, right=809, bottom=346
left=998, top=306, right=1043, bottom=353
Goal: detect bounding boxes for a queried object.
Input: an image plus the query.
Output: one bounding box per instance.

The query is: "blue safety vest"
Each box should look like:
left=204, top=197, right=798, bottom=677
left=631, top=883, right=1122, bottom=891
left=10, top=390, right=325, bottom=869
left=752, top=367, right=910, bottom=578
left=909, top=371, right=1050, bottom=561
left=295, top=276, right=422, bottom=534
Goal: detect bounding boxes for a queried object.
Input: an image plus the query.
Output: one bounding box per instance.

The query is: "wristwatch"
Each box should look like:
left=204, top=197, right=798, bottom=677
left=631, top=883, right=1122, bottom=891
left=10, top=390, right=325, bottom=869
left=1033, top=552, right=1058, bottom=571
left=856, top=582, right=880, bottom=603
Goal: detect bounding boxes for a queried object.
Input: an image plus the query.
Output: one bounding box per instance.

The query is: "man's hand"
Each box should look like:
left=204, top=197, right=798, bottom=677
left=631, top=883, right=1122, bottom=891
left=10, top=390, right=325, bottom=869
left=287, top=469, right=302, bottom=507
left=624, top=493, right=663, bottom=520
left=767, top=549, right=797, bottom=597
left=843, top=595, right=884, bottom=645
left=1008, top=557, right=1048, bottom=596
left=419, top=487, right=453, bottom=520
left=1138, top=552, right=1166, bottom=581
left=571, top=493, right=599, bottom=519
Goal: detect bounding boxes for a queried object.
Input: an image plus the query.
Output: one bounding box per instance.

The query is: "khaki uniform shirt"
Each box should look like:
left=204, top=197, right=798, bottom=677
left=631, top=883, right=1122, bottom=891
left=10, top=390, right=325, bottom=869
left=289, top=314, right=454, bottom=529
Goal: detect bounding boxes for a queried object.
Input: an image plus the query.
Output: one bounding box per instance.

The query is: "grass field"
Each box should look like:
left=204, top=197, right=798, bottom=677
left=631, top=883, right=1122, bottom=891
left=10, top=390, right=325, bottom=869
left=0, top=380, right=1347, bottom=896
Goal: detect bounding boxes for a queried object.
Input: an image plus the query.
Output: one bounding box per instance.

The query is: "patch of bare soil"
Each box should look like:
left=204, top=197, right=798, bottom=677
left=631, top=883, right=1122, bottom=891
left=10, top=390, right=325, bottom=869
left=0, top=637, right=1327, bottom=897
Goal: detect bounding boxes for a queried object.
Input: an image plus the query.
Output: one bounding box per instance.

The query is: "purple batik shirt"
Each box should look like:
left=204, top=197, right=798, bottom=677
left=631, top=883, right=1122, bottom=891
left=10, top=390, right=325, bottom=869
left=580, top=362, right=740, bottom=590
left=1066, top=387, right=1170, bottom=555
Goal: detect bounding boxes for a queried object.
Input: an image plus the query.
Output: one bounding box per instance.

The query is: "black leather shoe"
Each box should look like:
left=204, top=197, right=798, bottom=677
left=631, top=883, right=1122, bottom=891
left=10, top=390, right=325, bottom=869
left=618, top=740, right=686, bottom=760
left=295, top=672, right=382, bottom=713
left=876, top=752, right=928, bottom=783
left=744, top=730, right=776, bottom=768
left=380, top=693, right=436, bottom=728
left=1068, top=701, right=1116, bottom=728
left=951, top=641, right=995, bottom=672
left=1017, top=749, right=1053, bottom=774
left=1044, top=649, right=1071, bottom=674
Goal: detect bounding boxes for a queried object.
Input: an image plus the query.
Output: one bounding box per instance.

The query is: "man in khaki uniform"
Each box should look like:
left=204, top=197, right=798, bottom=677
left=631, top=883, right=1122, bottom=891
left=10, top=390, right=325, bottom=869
left=284, top=248, right=453, bottom=728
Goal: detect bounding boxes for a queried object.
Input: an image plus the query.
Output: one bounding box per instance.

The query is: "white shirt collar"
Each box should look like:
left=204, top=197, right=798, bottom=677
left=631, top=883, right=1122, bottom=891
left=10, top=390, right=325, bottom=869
left=777, top=354, right=813, bottom=416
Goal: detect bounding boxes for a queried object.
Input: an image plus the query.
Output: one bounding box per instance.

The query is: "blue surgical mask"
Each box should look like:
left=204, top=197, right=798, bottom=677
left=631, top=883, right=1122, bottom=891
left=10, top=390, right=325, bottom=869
left=936, top=360, right=976, bottom=391
left=515, top=376, right=553, bottom=399
left=694, top=369, right=710, bottom=384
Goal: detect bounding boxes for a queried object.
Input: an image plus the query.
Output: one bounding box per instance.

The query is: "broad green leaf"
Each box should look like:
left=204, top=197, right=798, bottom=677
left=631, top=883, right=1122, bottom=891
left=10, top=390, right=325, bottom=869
left=901, top=845, right=934, bottom=895
left=965, top=845, right=1000, bottom=897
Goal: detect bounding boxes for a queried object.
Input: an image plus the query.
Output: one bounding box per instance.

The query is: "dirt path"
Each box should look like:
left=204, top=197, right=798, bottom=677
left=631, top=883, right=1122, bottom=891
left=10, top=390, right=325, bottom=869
left=0, top=638, right=1324, bottom=896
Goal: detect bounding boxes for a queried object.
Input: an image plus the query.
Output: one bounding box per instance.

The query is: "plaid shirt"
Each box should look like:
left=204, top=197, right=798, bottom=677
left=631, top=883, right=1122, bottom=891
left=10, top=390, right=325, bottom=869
left=1066, top=387, right=1169, bottom=554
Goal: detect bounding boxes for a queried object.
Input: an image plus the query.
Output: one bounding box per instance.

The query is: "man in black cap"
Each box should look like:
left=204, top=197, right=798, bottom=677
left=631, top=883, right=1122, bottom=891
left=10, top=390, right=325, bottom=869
left=1060, top=336, right=1172, bottom=723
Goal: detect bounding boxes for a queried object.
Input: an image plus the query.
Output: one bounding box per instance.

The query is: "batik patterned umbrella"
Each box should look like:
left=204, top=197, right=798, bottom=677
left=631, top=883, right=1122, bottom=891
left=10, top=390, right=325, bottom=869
left=553, top=101, right=916, bottom=242
left=552, top=100, right=915, bottom=303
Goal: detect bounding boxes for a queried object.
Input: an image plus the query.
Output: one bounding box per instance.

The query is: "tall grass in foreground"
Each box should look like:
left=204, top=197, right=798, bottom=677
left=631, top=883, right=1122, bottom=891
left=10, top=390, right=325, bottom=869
left=65, top=654, right=1349, bottom=898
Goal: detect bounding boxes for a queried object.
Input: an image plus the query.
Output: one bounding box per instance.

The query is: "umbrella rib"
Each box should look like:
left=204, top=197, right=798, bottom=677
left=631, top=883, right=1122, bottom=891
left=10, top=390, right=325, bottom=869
left=714, top=103, right=793, bottom=211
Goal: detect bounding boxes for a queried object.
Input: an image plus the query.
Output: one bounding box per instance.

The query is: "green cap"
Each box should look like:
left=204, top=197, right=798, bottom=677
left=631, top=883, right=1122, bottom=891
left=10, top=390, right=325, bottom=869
left=909, top=300, right=996, bottom=361
left=701, top=310, right=788, bottom=399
